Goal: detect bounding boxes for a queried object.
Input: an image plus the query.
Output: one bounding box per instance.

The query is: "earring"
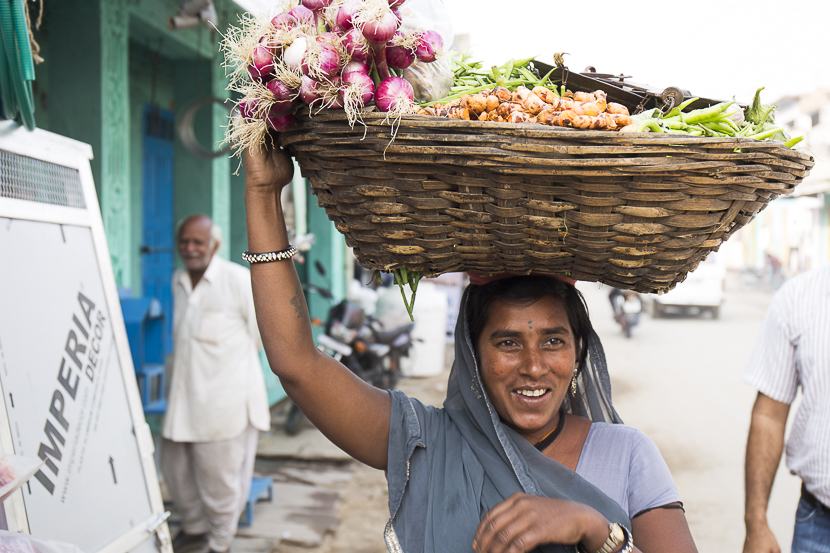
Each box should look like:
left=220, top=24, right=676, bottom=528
left=570, top=366, right=578, bottom=397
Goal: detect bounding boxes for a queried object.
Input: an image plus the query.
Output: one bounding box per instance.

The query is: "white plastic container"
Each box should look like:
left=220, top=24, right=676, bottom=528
left=398, top=281, right=448, bottom=377
left=347, top=278, right=380, bottom=316
left=375, top=285, right=414, bottom=329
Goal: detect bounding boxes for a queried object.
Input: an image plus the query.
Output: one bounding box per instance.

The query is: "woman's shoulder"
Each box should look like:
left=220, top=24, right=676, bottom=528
left=587, top=421, right=648, bottom=439
left=388, top=390, right=448, bottom=438
left=584, top=421, right=651, bottom=450
left=579, top=421, right=680, bottom=517
left=585, top=422, right=668, bottom=468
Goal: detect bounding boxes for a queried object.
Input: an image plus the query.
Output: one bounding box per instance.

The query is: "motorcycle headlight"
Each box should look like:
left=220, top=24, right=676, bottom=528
left=330, top=321, right=357, bottom=344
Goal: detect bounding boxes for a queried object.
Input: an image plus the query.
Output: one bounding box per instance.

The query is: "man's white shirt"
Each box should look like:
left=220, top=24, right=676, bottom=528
left=163, top=256, right=271, bottom=442
left=744, top=264, right=830, bottom=506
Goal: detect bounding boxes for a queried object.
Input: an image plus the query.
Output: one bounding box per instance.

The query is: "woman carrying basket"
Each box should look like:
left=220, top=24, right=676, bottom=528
left=243, top=144, right=698, bottom=553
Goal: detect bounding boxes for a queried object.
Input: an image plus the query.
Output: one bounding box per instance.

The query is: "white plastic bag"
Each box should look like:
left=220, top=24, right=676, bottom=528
left=0, top=455, right=45, bottom=503
left=402, top=59, right=453, bottom=103
left=0, top=531, right=85, bottom=553
left=397, top=0, right=453, bottom=48
left=398, top=0, right=454, bottom=102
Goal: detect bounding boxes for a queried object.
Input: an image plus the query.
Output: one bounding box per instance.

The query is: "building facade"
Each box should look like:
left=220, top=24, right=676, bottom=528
left=729, top=90, right=830, bottom=275
left=30, top=0, right=348, bottom=406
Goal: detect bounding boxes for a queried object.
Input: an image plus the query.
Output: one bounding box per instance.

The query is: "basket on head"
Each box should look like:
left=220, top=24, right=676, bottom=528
left=280, top=108, right=814, bottom=293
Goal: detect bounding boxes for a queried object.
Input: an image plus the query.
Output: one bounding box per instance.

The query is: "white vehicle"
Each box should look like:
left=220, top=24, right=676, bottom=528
left=649, top=252, right=726, bottom=319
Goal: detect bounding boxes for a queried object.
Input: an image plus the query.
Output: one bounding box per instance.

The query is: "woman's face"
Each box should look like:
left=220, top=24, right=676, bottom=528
left=476, top=296, right=577, bottom=443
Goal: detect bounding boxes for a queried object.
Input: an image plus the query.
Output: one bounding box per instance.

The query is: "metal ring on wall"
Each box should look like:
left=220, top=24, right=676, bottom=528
left=177, top=97, right=232, bottom=159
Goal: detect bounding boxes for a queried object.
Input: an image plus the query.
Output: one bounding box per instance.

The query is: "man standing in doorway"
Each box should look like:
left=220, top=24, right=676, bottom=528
left=162, top=214, right=270, bottom=553
left=743, top=264, right=830, bottom=553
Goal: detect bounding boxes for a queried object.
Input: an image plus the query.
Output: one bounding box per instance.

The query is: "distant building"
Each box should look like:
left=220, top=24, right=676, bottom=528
left=728, top=90, right=830, bottom=274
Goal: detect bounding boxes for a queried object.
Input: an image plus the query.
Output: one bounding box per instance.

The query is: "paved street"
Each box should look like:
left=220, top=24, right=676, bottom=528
left=226, top=274, right=801, bottom=553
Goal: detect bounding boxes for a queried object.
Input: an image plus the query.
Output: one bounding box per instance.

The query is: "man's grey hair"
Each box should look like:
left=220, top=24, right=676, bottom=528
left=208, top=221, right=223, bottom=249
left=176, top=214, right=222, bottom=249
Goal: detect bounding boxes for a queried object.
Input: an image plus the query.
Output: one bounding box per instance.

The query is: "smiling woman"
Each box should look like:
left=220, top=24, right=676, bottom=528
left=383, top=277, right=698, bottom=553
left=242, top=145, right=699, bottom=553
left=473, top=288, right=582, bottom=443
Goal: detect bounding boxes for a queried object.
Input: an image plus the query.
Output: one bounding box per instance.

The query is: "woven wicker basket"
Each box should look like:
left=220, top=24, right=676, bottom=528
left=280, top=109, right=814, bottom=293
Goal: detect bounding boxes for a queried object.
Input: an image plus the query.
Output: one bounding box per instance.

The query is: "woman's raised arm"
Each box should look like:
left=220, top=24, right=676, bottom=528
left=244, top=145, right=391, bottom=469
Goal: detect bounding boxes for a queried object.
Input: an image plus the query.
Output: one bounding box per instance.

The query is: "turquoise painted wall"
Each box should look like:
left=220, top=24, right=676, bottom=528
left=34, top=0, right=241, bottom=289
left=31, top=0, right=355, bottom=409
left=230, top=169, right=248, bottom=265
left=129, top=41, right=178, bottom=294
left=173, top=58, right=214, bottom=252
left=39, top=1, right=104, bottom=196
left=306, top=184, right=347, bottom=325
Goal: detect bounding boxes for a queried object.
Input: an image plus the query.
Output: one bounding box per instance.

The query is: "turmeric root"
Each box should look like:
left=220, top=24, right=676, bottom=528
left=606, top=102, right=630, bottom=116
left=507, top=111, right=537, bottom=124
left=560, top=111, right=615, bottom=130
left=532, top=86, right=559, bottom=105
left=573, top=101, right=604, bottom=117
left=573, top=91, right=592, bottom=102
left=496, top=101, right=524, bottom=119
left=492, top=86, right=512, bottom=102
left=462, top=93, right=488, bottom=114
left=609, top=113, right=633, bottom=127
left=522, top=92, right=547, bottom=115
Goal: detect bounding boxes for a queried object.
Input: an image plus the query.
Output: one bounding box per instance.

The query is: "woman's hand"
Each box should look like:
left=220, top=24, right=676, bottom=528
left=243, top=142, right=295, bottom=194
left=473, top=493, right=611, bottom=553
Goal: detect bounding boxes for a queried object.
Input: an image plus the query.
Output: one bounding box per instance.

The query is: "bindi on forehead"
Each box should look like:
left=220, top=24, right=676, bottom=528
left=528, top=320, right=533, bottom=330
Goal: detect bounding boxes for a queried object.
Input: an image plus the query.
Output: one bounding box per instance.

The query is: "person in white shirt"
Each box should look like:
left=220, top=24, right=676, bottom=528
left=743, top=265, right=830, bottom=553
left=161, top=214, right=270, bottom=553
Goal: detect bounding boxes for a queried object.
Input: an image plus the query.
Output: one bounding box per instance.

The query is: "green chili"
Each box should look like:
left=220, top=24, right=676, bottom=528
left=682, top=102, right=735, bottom=125
left=662, top=97, right=698, bottom=119
left=784, top=136, right=804, bottom=148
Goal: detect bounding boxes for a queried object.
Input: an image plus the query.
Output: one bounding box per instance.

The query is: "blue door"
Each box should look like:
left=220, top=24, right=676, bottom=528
left=141, top=105, right=175, bottom=355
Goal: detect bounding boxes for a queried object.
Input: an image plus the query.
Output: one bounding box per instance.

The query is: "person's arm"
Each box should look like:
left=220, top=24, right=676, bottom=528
left=631, top=504, right=696, bottom=553
left=743, top=392, right=790, bottom=553
left=244, top=145, right=391, bottom=469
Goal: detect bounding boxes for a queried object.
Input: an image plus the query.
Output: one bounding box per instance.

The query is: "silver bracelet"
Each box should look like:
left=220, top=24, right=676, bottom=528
left=242, top=245, right=298, bottom=264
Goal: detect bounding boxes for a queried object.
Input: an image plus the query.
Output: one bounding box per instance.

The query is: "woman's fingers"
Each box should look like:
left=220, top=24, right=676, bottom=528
left=475, top=511, right=540, bottom=553
left=267, top=145, right=295, bottom=187
left=474, top=494, right=548, bottom=553
left=243, top=143, right=294, bottom=191
left=473, top=495, right=602, bottom=553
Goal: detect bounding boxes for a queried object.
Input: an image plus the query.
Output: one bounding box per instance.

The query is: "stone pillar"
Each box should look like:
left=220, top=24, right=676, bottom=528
left=100, top=0, right=131, bottom=287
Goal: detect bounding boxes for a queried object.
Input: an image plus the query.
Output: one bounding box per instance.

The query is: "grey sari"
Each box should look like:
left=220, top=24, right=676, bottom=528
left=385, top=287, right=630, bottom=553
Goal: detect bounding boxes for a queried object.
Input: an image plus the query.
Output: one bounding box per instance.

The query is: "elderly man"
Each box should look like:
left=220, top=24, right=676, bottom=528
left=161, top=214, right=270, bottom=553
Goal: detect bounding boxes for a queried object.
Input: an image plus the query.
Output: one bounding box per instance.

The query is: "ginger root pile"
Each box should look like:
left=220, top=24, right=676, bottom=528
left=417, top=86, right=633, bottom=131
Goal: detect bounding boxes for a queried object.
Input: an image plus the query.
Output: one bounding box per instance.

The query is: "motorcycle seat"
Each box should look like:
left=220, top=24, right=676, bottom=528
left=372, top=322, right=415, bottom=345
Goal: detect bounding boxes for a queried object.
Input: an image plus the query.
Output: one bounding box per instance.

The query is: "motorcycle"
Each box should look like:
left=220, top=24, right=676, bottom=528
left=609, top=288, right=643, bottom=338
left=323, top=299, right=414, bottom=390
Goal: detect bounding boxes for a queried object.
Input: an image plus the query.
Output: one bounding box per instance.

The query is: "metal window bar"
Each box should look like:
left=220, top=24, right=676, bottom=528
left=0, top=149, right=86, bottom=208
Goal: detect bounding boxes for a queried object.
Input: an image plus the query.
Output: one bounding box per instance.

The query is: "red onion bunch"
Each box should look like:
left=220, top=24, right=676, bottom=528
left=226, top=0, right=446, bottom=141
